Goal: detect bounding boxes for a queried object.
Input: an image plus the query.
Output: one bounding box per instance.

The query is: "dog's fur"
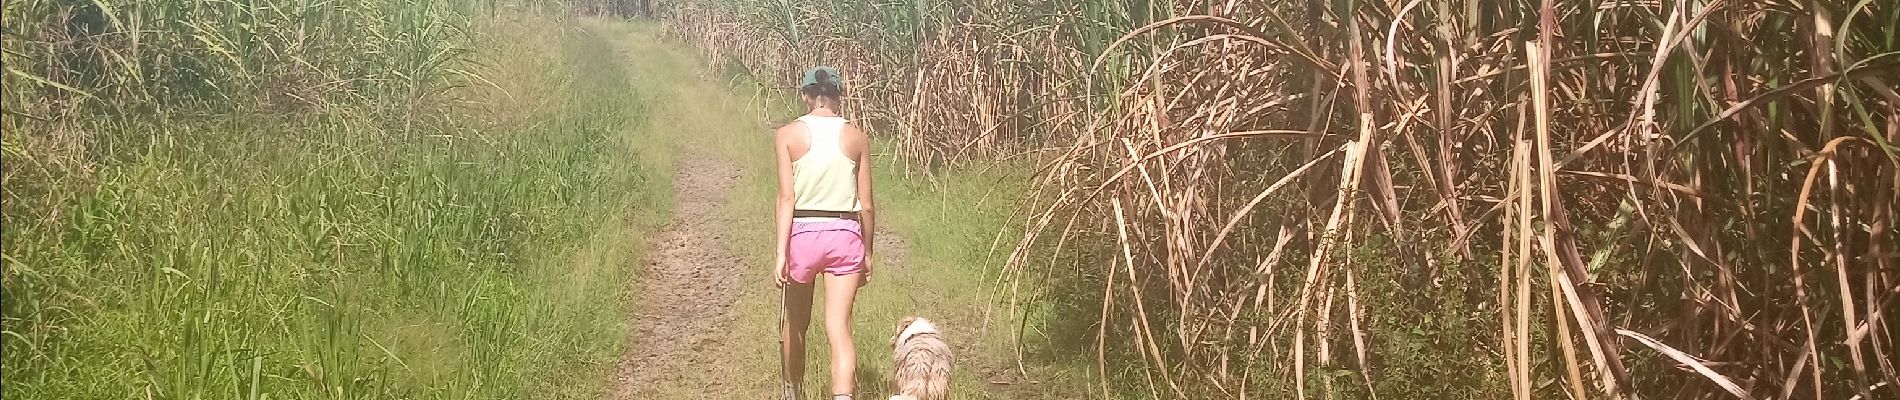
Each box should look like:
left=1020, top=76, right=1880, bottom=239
left=888, top=317, right=952, bottom=400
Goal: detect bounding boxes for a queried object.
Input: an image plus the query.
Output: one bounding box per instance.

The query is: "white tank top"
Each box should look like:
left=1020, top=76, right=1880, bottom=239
left=791, top=115, right=860, bottom=212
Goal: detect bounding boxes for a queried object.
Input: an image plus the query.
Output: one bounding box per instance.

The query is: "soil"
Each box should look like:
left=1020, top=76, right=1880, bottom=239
left=604, top=152, right=746, bottom=399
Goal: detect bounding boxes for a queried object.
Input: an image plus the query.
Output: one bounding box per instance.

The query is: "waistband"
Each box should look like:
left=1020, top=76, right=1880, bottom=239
left=791, top=218, right=862, bottom=235
left=793, top=210, right=858, bottom=219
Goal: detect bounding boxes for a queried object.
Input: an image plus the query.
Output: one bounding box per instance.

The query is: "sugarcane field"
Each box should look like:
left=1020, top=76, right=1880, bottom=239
left=2, top=0, right=1896, bottom=399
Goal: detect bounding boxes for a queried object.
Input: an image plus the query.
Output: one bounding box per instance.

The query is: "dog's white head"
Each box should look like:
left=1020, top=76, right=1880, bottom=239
left=892, top=316, right=939, bottom=348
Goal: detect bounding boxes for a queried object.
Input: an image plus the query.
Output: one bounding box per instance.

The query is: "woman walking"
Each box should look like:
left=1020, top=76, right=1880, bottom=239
left=774, top=66, right=874, bottom=400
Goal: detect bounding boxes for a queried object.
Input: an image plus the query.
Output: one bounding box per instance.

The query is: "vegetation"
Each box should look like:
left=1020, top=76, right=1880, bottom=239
left=7, top=0, right=1893, bottom=398
left=664, top=0, right=1899, bottom=398
left=2, top=2, right=667, bottom=398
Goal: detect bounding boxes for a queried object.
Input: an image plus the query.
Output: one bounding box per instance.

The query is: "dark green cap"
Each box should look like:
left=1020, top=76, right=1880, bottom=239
left=800, top=66, right=842, bottom=88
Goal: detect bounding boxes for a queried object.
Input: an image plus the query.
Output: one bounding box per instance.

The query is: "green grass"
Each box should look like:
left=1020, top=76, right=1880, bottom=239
left=1, top=14, right=667, bottom=399
left=1, top=0, right=483, bottom=116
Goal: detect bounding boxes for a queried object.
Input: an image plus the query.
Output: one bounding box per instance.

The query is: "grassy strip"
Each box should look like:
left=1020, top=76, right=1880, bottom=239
left=0, top=14, right=664, bottom=399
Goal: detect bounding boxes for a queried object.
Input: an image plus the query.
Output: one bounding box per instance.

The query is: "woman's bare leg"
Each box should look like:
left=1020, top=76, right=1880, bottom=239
left=822, top=272, right=863, bottom=396
left=781, top=283, right=816, bottom=392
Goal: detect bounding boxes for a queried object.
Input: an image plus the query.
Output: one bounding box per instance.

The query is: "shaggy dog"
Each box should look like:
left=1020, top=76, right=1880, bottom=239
left=888, top=317, right=952, bottom=400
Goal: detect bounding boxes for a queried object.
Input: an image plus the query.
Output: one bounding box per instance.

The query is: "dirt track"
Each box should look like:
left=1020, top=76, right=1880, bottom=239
left=605, top=153, right=746, bottom=399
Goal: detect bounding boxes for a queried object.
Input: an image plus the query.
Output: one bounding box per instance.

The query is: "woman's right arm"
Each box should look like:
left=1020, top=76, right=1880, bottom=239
left=772, top=125, right=798, bottom=287
left=848, top=124, right=875, bottom=285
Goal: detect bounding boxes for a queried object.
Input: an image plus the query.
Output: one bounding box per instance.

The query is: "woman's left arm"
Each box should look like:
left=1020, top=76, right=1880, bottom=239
left=850, top=124, right=875, bottom=282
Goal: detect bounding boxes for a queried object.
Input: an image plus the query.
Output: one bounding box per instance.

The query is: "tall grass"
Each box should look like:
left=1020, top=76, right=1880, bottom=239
left=665, top=0, right=1898, bottom=398
left=1, top=0, right=482, bottom=119
left=3, top=3, right=662, bottom=398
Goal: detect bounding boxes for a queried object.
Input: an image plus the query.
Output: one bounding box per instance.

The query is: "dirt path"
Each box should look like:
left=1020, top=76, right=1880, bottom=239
left=605, top=153, right=746, bottom=399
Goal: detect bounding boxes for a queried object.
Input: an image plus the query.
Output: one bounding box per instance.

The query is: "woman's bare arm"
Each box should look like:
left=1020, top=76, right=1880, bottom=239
left=848, top=123, right=875, bottom=280
left=773, top=125, right=799, bottom=287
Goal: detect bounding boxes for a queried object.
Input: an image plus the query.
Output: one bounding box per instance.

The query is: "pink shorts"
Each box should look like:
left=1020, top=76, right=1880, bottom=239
left=786, top=219, right=866, bottom=284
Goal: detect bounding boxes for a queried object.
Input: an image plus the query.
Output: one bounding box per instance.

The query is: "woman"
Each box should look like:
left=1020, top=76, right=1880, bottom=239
left=774, top=66, right=874, bottom=400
